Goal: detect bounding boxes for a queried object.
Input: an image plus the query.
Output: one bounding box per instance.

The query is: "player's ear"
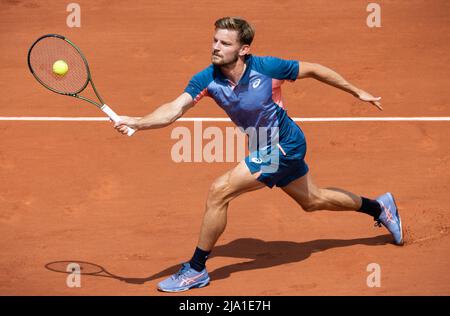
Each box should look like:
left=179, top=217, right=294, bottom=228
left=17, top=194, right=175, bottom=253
left=239, top=44, right=250, bottom=56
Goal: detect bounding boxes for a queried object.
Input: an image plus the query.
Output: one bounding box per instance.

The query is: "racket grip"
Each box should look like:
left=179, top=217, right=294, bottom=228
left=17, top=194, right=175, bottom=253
left=101, top=104, right=136, bottom=136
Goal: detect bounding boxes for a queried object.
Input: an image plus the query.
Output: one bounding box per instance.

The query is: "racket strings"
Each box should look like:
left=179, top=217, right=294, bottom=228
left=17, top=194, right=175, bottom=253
left=29, top=36, right=89, bottom=94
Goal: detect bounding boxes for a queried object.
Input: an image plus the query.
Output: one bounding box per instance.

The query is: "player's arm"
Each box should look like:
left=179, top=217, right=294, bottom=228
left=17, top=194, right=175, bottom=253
left=298, top=61, right=383, bottom=110
left=114, top=92, right=194, bottom=134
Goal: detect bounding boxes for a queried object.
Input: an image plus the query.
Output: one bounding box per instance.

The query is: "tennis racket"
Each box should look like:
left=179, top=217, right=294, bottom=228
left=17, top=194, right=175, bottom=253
left=27, top=34, right=135, bottom=136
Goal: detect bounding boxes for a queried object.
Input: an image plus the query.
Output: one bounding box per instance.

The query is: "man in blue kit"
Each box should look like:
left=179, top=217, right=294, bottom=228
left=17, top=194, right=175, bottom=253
left=115, top=17, right=403, bottom=292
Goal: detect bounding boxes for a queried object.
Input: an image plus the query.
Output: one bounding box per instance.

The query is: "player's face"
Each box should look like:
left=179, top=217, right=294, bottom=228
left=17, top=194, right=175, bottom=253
left=211, top=29, right=248, bottom=66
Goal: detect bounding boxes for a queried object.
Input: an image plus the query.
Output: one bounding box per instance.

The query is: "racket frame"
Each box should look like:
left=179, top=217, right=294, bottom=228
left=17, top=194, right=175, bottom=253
left=27, top=34, right=135, bottom=136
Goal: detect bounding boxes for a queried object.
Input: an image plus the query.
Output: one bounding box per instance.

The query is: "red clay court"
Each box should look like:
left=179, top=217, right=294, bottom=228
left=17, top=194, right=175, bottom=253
left=0, top=0, right=449, bottom=295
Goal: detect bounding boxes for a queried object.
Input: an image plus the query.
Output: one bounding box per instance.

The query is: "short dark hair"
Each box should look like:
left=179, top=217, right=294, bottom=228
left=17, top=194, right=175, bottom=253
left=214, top=17, right=255, bottom=45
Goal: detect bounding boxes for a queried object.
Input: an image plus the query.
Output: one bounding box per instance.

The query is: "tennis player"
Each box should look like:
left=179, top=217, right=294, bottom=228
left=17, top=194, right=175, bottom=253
left=114, top=17, right=403, bottom=292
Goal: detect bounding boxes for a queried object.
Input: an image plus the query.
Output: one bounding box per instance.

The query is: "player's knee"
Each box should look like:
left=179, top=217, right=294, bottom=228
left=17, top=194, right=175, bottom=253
left=300, top=194, right=323, bottom=212
left=301, top=201, right=319, bottom=212
left=207, top=178, right=230, bottom=205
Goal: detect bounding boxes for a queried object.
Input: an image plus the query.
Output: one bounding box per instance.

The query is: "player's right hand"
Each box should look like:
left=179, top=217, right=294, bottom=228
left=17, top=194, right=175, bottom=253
left=114, top=116, right=140, bottom=135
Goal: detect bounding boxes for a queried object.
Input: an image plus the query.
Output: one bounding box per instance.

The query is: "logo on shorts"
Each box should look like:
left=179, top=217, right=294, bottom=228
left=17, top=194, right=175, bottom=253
left=252, top=79, right=261, bottom=89
left=251, top=157, right=263, bottom=164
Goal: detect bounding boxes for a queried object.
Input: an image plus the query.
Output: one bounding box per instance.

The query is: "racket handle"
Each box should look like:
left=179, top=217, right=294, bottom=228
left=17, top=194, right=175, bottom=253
left=101, top=104, right=136, bottom=136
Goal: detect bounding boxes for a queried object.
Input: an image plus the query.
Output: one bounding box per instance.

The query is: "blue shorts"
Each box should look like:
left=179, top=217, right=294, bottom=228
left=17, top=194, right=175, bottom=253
left=244, top=117, right=309, bottom=188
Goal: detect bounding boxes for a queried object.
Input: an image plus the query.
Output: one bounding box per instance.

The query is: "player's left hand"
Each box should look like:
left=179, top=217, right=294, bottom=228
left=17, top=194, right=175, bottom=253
left=356, top=89, right=383, bottom=111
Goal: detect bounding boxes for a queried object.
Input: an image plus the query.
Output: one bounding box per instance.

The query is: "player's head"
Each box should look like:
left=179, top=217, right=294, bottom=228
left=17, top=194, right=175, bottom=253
left=212, top=17, right=255, bottom=66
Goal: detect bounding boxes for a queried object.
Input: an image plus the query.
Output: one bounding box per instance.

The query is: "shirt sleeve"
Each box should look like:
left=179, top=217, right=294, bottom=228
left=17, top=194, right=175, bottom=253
left=252, top=56, right=299, bottom=81
left=184, top=65, right=214, bottom=104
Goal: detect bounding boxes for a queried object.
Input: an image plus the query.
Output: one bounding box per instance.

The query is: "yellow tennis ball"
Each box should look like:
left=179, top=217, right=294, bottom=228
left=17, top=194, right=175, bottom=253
left=52, top=60, right=69, bottom=76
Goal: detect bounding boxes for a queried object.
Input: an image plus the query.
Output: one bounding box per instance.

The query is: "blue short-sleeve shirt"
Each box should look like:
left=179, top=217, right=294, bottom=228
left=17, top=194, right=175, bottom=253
left=184, top=55, right=299, bottom=132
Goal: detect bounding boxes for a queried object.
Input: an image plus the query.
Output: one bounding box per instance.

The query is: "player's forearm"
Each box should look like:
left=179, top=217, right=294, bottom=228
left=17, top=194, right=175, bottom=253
left=311, top=64, right=360, bottom=96
left=137, top=102, right=182, bottom=130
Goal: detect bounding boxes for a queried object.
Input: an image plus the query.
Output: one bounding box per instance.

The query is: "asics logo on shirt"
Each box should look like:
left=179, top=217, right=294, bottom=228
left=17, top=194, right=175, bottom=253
left=252, top=79, right=261, bottom=88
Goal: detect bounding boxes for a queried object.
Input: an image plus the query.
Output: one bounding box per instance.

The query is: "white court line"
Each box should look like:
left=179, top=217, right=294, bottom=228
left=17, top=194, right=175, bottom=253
left=0, top=117, right=450, bottom=122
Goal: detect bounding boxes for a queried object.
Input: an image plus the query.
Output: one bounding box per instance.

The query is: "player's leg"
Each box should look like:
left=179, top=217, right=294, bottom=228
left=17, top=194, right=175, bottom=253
left=281, top=171, right=363, bottom=212
left=281, top=171, right=403, bottom=245
left=196, top=159, right=265, bottom=251
left=157, top=160, right=265, bottom=292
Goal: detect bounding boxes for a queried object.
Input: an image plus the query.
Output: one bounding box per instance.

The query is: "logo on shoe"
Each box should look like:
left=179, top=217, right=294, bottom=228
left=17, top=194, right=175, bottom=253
left=179, top=271, right=206, bottom=287
left=380, top=201, right=396, bottom=224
